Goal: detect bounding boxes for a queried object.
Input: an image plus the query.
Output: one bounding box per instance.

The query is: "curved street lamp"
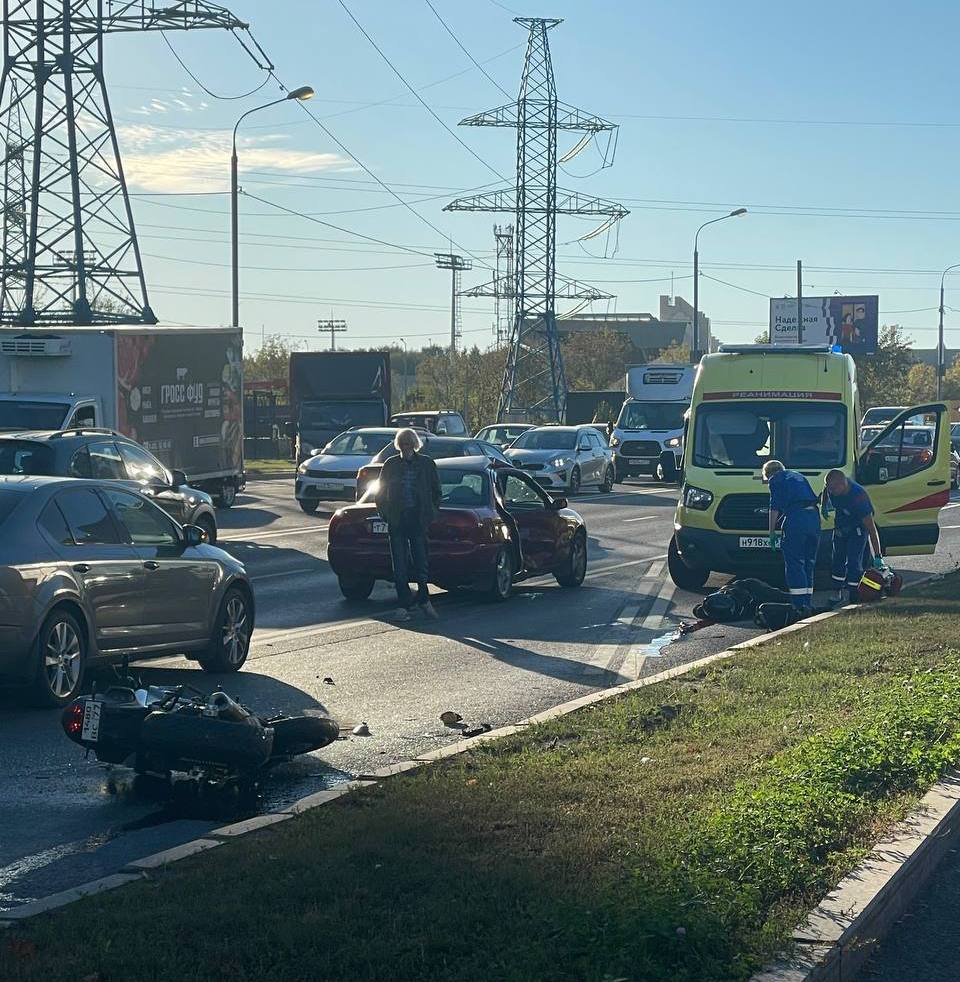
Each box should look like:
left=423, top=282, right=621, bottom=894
left=938, top=263, right=960, bottom=400
left=231, top=86, right=315, bottom=328
left=692, top=207, right=747, bottom=362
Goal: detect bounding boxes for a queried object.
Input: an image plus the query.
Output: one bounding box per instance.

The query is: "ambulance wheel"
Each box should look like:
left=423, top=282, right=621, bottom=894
left=668, top=537, right=709, bottom=591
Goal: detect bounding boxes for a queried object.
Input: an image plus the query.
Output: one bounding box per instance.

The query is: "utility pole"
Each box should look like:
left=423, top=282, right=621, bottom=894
left=434, top=253, right=472, bottom=353
left=318, top=318, right=347, bottom=351
left=493, top=224, right=514, bottom=345
left=797, top=260, right=803, bottom=345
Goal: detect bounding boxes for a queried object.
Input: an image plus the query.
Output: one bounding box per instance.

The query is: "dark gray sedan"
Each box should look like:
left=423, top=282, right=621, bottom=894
left=0, top=477, right=254, bottom=707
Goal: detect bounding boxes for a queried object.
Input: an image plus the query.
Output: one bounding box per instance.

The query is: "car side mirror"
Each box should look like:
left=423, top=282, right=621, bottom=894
left=182, top=524, right=206, bottom=547
left=171, top=469, right=188, bottom=487
left=284, top=421, right=297, bottom=439
left=550, top=496, right=568, bottom=510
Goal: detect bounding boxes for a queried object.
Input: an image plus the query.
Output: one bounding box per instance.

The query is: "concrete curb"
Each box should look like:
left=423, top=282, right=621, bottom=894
left=0, top=570, right=947, bottom=931
left=751, top=773, right=960, bottom=982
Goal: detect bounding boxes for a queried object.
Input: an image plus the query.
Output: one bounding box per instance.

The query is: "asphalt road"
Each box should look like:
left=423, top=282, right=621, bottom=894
left=3, top=476, right=960, bottom=912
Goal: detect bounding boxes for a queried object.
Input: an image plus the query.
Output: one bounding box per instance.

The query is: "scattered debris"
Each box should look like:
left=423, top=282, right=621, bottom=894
left=352, top=722, right=370, bottom=737
left=640, top=756, right=654, bottom=764
left=322, top=676, right=335, bottom=685
left=461, top=723, right=493, bottom=738
left=440, top=711, right=463, bottom=727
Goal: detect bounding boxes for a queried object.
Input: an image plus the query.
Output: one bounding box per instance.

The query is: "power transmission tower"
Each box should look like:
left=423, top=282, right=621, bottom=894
left=493, top=223, right=514, bottom=346
left=0, top=76, right=28, bottom=316
left=446, top=17, right=627, bottom=422
left=318, top=317, right=347, bottom=351
left=434, top=252, right=472, bottom=353
left=0, top=1, right=272, bottom=326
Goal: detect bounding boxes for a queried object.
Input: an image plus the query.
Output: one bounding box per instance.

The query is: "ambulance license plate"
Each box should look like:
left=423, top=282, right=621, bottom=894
left=739, top=536, right=769, bottom=549
left=370, top=520, right=388, bottom=534
left=81, top=699, right=102, bottom=743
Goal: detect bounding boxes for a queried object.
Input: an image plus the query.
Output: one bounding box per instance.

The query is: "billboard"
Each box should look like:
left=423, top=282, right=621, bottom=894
left=769, top=295, right=878, bottom=353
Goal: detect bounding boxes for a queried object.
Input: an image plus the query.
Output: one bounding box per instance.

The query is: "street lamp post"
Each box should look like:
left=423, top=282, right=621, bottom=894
left=938, top=263, right=960, bottom=400
left=231, top=85, right=314, bottom=328
left=692, top=207, right=747, bottom=363
left=399, top=337, right=408, bottom=409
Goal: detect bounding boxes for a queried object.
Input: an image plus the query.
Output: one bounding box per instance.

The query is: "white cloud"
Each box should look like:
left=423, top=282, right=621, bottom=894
left=118, top=123, right=352, bottom=192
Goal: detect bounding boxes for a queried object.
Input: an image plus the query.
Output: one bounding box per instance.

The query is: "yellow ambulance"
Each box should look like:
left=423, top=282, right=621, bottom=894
left=669, top=344, right=952, bottom=589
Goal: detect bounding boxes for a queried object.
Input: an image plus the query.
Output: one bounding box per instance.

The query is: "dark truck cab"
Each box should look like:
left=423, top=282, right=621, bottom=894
left=286, top=351, right=391, bottom=463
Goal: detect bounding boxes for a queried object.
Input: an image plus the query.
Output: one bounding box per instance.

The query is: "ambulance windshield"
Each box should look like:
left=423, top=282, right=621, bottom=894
left=693, top=402, right=846, bottom=470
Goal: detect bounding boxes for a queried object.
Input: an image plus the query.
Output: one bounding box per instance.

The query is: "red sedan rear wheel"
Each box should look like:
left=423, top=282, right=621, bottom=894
left=488, top=547, right=514, bottom=602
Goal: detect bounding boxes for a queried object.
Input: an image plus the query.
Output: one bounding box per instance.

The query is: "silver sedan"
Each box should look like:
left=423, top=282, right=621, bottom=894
left=0, top=476, right=255, bottom=707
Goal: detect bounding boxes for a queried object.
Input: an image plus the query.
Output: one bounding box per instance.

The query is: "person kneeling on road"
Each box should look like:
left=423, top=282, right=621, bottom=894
left=375, top=428, right=441, bottom=622
left=822, top=469, right=883, bottom=605
left=763, top=459, right=821, bottom=611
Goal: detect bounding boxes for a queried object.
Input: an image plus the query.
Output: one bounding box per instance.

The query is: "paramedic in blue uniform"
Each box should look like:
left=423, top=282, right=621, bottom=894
left=822, top=469, right=883, bottom=604
left=762, top=459, right=821, bottom=610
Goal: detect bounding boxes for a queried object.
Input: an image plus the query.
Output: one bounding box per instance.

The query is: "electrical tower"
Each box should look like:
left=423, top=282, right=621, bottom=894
left=0, top=1, right=271, bottom=326
left=318, top=317, right=347, bottom=351
left=434, top=252, right=472, bottom=353
left=446, top=17, right=627, bottom=422
left=493, top=224, right=514, bottom=345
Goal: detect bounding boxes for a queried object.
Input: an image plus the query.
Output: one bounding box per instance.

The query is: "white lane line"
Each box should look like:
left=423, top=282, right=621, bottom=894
left=624, top=516, right=656, bottom=523
left=941, top=525, right=960, bottom=529
left=625, top=572, right=679, bottom=675
left=585, top=554, right=668, bottom=579
left=222, top=524, right=329, bottom=543
left=252, top=566, right=324, bottom=582
left=617, top=604, right=642, bottom=626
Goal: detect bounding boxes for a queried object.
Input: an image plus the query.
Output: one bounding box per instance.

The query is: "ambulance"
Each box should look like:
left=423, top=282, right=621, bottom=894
left=669, top=344, right=952, bottom=589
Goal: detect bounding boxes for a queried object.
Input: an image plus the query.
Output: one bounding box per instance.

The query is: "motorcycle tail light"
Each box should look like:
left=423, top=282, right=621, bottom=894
left=62, top=699, right=84, bottom=739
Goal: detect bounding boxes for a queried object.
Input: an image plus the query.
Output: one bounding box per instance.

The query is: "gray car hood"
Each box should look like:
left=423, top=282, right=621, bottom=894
left=302, top=453, right=374, bottom=474
left=505, top=447, right=576, bottom=466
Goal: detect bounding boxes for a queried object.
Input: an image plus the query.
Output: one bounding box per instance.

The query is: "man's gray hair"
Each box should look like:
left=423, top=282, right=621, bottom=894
left=761, top=459, right=785, bottom=480
left=394, top=427, right=422, bottom=451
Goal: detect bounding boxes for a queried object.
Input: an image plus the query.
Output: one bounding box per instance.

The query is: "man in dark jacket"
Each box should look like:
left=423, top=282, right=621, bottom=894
left=376, top=428, right=442, bottom=621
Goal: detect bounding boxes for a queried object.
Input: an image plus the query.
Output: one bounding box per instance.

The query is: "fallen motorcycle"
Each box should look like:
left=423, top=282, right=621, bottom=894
left=61, top=680, right=339, bottom=791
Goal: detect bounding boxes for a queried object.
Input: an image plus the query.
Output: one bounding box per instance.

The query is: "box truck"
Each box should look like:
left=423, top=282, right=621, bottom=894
left=609, top=364, right=695, bottom=482
left=0, top=326, right=244, bottom=506
left=287, top=350, right=391, bottom=463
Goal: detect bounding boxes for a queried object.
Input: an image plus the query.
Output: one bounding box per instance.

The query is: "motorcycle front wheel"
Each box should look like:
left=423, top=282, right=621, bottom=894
left=269, top=715, right=340, bottom=758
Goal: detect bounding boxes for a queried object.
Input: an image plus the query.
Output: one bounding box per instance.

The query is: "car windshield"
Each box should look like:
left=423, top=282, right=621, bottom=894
left=299, top=401, right=383, bottom=430
left=617, top=402, right=687, bottom=431
left=481, top=426, right=526, bottom=444
left=438, top=469, right=487, bottom=508
left=324, top=431, right=395, bottom=456
left=693, top=402, right=846, bottom=470
left=511, top=430, right=577, bottom=451
left=0, top=400, right=69, bottom=430
left=0, top=440, right=55, bottom=475
left=371, top=439, right=471, bottom=464
left=869, top=428, right=933, bottom=449
left=862, top=407, right=904, bottom=426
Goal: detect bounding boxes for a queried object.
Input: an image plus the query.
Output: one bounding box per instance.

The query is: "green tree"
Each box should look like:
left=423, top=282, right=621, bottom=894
left=906, top=363, right=936, bottom=404
left=655, top=340, right=691, bottom=363
left=754, top=329, right=770, bottom=344
left=853, top=325, right=915, bottom=408
left=561, top=328, right=632, bottom=390
left=243, top=336, right=301, bottom=386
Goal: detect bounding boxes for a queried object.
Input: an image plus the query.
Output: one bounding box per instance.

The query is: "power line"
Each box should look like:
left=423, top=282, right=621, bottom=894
left=423, top=0, right=513, bottom=99
left=160, top=34, right=272, bottom=101
left=335, top=0, right=508, bottom=182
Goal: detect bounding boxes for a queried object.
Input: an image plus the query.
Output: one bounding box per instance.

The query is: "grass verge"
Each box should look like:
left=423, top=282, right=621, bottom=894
left=5, top=578, right=960, bottom=982
left=244, top=457, right=294, bottom=476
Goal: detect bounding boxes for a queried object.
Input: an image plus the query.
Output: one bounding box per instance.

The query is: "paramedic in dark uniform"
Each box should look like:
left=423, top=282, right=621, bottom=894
left=822, top=469, right=883, bottom=604
left=762, top=459, right=821, bottom=610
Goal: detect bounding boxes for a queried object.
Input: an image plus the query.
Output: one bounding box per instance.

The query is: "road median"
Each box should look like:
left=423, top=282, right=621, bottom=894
left=3, top=578, right=960, bottom=982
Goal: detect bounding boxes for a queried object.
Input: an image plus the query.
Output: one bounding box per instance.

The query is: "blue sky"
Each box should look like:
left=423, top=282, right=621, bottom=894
left=105, top=0, right=960, bottom=352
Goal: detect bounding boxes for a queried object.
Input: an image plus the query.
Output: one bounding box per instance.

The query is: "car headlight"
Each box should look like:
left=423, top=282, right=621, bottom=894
left=610, top=435, right=621, bottom=447
left=550, top=457, right=569, bottom=469
left=665, top=437, right=681, bottom=448
left=684, top=485, right=713, bottom=510
left=297, top=462, right=309, bottom=476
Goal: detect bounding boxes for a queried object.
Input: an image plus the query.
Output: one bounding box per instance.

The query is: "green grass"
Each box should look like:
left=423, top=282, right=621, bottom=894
left=4, top=580, right=960, bottom=982
left=244, top=457, right=294, bottom=474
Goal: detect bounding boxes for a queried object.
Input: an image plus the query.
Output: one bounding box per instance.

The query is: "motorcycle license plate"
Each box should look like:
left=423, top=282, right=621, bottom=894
left=739, top=536, right=769, bottom=549
left=81, top=699, right=102, bottom=743
left=370, top=520, right=388, bottom=534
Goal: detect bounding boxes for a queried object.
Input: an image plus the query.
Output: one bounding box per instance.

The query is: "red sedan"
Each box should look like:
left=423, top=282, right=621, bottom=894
left=328, top=456, right=587, bottom=602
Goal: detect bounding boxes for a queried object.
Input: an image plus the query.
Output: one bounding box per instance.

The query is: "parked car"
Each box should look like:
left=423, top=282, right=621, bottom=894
left=860, top=406, right=926, bottom=428
left=328, top=457, right=587, bottom=601
left=474, top=423, right=534, bottom=450
left=505, top=425, right=615, bottom=494
left=388, top=410, right=468, bottom=435
left=860, top=425, right=938, bottom=479
left=295, top=427, right=403, bottom=513
left=355, top=435, right=509, bottom=500
left=0, top=429, right=219, bottom=542
left=0, top=477, right=254, bottom=707
left=951, top=421, right=960, bottom=455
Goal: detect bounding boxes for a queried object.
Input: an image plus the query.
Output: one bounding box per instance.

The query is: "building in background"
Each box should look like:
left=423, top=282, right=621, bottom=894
left=659, top=295, right=710, bottom=352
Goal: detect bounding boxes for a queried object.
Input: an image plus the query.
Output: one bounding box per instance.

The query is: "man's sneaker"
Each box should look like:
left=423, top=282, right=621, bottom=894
left=391, top=607, right=411, bottom=622
left=420, top=600, right=439, bottom=620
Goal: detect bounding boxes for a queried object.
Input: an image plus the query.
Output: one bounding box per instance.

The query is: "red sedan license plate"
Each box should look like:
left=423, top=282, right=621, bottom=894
left=370, top=520, right=388, bottom=534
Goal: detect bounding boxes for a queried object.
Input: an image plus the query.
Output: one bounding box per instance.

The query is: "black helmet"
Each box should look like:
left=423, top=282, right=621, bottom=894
left=696, top=591, right=745, bottom=623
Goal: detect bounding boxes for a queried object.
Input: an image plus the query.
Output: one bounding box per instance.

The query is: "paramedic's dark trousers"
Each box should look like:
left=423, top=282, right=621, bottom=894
left=832, top=526, right=867, bottom=603
left=782, top=507, right=820, bottom=609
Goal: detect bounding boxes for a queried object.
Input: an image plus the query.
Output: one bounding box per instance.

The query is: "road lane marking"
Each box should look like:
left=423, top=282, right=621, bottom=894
left=625, top=571, right=679, bottom=676
left=624, top=516, right=656, bottom=523
left=617, top=605, right=642, bottom=626
left=252, top=566, right=324, bottom=582
left=222, top=524, right=329, bottom=543
left=584, top=554, right=668, bottom=579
